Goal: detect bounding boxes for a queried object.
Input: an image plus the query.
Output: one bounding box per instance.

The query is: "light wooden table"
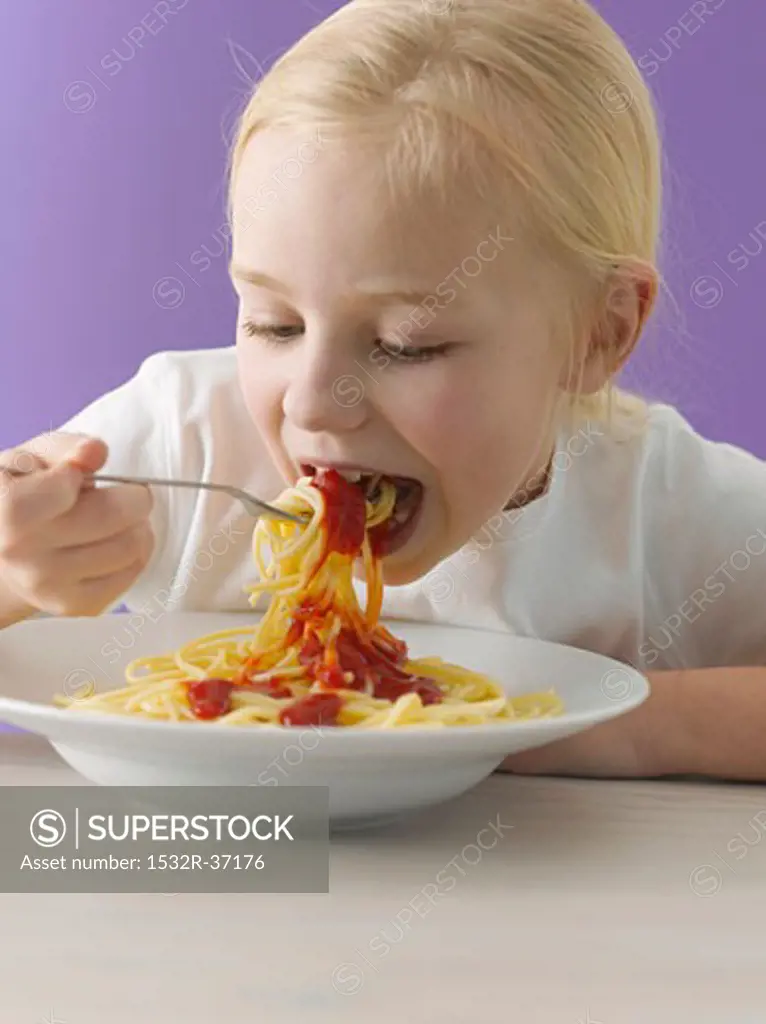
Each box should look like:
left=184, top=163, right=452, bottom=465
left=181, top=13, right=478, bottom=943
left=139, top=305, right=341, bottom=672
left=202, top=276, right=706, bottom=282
left=1, top=732, right=765, bottom=1024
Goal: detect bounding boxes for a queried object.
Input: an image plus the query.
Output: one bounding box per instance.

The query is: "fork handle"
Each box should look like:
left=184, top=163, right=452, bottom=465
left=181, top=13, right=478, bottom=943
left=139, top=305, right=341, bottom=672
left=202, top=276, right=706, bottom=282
left=92, top=473, right=192, bottom=489
left=91, top=474, right=305, bottom=524
left=1, top=468, right=303, bottom=524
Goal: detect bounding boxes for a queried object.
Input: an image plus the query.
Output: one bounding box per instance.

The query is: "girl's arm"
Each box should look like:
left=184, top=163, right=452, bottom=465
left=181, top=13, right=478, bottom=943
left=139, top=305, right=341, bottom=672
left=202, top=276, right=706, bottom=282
left=503, top=408, right=766, bottom=783
left=500, top=666, right=766, bottom=781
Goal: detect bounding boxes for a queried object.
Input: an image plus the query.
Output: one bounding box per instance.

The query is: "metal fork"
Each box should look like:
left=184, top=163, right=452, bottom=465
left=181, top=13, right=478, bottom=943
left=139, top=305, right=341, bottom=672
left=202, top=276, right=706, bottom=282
left=3, top=468, right=306, bottom=524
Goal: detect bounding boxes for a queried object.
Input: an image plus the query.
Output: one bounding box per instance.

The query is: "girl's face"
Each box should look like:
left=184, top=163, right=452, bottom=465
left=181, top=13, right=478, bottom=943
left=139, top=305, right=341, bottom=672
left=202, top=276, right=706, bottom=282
left=231, top=127, right=568, bottom=584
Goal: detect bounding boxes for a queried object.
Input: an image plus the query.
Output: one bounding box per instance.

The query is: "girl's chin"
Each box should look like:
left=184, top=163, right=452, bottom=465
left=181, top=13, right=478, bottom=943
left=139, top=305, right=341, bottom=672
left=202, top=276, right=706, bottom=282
left=356, top=523, right=444, bottom=588
left=352, top=556, right=428, bottom=588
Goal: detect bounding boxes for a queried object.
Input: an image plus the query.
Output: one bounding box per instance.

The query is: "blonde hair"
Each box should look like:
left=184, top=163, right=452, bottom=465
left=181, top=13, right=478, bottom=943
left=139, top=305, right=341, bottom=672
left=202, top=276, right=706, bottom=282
left=229, top=0, right=662, bottom=432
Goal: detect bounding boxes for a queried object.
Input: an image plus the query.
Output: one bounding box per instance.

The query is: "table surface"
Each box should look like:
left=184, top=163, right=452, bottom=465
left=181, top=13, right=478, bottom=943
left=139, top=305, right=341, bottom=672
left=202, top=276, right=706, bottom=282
left=1, top=733, right=765, bottom=1024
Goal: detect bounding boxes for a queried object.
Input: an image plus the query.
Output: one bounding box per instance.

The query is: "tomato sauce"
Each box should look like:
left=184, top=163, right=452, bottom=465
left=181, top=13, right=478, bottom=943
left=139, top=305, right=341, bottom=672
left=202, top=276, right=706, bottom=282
left=185, top=467, right=441, bottom=725
left=279, top=692, right=344, bottom=727
left=313, top=468, right=365, bottom=558
left=185, top=678, right=234, bottom=720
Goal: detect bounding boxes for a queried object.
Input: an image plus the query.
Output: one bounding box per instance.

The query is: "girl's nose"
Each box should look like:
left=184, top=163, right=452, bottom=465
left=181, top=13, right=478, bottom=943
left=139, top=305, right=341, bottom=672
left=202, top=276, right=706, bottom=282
left=282, top=345, right=369, bottom=434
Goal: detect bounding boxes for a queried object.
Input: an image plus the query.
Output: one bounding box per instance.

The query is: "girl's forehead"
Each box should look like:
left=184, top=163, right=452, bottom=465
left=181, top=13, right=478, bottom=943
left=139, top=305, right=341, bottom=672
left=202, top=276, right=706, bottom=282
left=231, top=126, right=531, bottom=302
left=233, top=126, right=473, bottom=233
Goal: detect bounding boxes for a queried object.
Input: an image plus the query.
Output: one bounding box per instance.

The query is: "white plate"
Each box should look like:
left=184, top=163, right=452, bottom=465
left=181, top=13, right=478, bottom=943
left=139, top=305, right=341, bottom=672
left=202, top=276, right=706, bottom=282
left=0, top=613, right=648, bottom=826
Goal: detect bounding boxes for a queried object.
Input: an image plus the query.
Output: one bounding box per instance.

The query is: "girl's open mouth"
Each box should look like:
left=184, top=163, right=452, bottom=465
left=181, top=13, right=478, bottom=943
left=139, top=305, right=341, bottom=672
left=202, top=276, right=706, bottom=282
left=299, top=463, right=424, bottom=557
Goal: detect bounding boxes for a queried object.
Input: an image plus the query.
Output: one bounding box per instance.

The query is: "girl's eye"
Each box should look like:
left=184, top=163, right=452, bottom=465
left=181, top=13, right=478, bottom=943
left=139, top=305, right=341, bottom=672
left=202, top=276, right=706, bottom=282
left=376, top=339, right=450, bottom=364
left=240, top=321, right=303, bottom=342
left=240, top=323, right=450, bottom=364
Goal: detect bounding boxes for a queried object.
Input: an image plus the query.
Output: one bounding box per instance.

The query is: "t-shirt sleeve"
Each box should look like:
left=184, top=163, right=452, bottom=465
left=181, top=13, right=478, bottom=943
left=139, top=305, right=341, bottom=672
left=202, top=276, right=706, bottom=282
left=641, top=408, right=766, bottom=669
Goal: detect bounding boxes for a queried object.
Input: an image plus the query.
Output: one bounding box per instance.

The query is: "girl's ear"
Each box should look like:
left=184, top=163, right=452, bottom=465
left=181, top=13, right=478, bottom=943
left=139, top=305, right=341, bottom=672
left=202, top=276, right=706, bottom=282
left=561, top=263, right=658, bottom=395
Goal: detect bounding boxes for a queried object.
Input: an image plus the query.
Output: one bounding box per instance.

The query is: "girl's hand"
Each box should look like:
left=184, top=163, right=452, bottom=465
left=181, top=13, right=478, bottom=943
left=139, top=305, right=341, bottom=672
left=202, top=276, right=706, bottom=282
left=0, top=431, right=154, bottom=622
left=498, top=667, right=766, bottom=783
left=498, top=671, right=685, bottom=779
left=498, top=721, right=647, bottom=778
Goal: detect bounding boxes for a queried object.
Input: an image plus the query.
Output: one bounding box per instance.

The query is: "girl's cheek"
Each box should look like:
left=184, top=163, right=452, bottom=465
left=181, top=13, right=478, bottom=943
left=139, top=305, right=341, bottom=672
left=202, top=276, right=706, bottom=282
left=236, top=348, right=282, bottom=431
left=395, top=395, right=462, bottom=460
left=393, top=374, right=491, bottom=461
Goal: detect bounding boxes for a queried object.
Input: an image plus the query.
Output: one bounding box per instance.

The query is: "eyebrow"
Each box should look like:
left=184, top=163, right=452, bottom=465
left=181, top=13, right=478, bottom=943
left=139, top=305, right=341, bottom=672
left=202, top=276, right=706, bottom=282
left=229, top=265, right=435, bottom=306
left=229, top=266, right=292, bottom=297
left=356, top=278, right=434, bottom=306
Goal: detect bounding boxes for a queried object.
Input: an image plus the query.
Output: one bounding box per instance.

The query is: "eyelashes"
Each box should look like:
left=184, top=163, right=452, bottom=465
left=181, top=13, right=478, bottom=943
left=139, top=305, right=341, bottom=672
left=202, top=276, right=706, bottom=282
left=240, top=322, right=302, bottom=342
left=239, top=321, right=452, bottom=364
left=376, top=339, right=451, bottom=364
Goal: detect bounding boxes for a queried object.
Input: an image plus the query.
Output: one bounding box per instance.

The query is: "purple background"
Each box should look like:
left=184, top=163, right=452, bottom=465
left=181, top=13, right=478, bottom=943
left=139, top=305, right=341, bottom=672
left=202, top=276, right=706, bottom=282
left=1, top=0, right=764, bottom=455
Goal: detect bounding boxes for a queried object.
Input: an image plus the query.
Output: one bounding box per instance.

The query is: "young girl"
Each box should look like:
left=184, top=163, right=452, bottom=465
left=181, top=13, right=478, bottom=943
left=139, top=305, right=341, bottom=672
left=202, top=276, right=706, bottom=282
left=1, top=0, right=764, bottom=779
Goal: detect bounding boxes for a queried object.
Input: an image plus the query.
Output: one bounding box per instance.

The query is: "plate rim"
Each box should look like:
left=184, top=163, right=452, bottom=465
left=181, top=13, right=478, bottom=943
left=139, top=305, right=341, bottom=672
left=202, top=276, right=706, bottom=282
left=0, top=611, right=651, bottom=742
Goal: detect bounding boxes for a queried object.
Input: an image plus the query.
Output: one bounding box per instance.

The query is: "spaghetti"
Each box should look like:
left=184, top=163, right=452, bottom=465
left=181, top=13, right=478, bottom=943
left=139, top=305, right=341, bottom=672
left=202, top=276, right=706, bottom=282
left=57, top=469, right=563, bottom=728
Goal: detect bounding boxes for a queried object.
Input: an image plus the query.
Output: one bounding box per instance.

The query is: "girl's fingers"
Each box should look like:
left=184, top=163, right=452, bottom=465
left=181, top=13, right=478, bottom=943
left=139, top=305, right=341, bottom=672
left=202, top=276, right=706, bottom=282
left=0, top=432, right=108, bottom=475
left=44, top=482, right=154, bottom=549
left=73, top=560, right=151, bottom=616
left=0, top=433, right=110, bottom=539
left=38, top=559, right=152, bottom=619
left=58, top=523, right=155, bottom=581
left=0, top=463, right=84, bottom=541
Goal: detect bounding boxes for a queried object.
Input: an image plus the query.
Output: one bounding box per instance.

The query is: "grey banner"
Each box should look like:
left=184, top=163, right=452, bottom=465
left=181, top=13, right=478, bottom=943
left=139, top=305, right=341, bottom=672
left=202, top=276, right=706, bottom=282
left=0, top=786, right=328, bottom=893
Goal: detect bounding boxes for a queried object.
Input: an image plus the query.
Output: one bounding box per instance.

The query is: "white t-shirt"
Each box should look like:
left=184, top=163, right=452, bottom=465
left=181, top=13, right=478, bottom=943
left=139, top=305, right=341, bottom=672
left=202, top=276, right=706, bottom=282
left=59, top=347, right=766, bottom=672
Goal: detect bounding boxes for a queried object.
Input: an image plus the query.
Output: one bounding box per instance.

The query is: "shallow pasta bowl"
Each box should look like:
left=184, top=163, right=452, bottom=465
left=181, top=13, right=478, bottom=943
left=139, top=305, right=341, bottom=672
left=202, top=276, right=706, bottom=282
left=0, top=612, right=649, bottom=826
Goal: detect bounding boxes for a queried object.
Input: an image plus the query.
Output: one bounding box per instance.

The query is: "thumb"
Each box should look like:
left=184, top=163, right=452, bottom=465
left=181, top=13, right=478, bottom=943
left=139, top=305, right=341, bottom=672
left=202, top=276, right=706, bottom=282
left=1, top=432, right=109, bottom=475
